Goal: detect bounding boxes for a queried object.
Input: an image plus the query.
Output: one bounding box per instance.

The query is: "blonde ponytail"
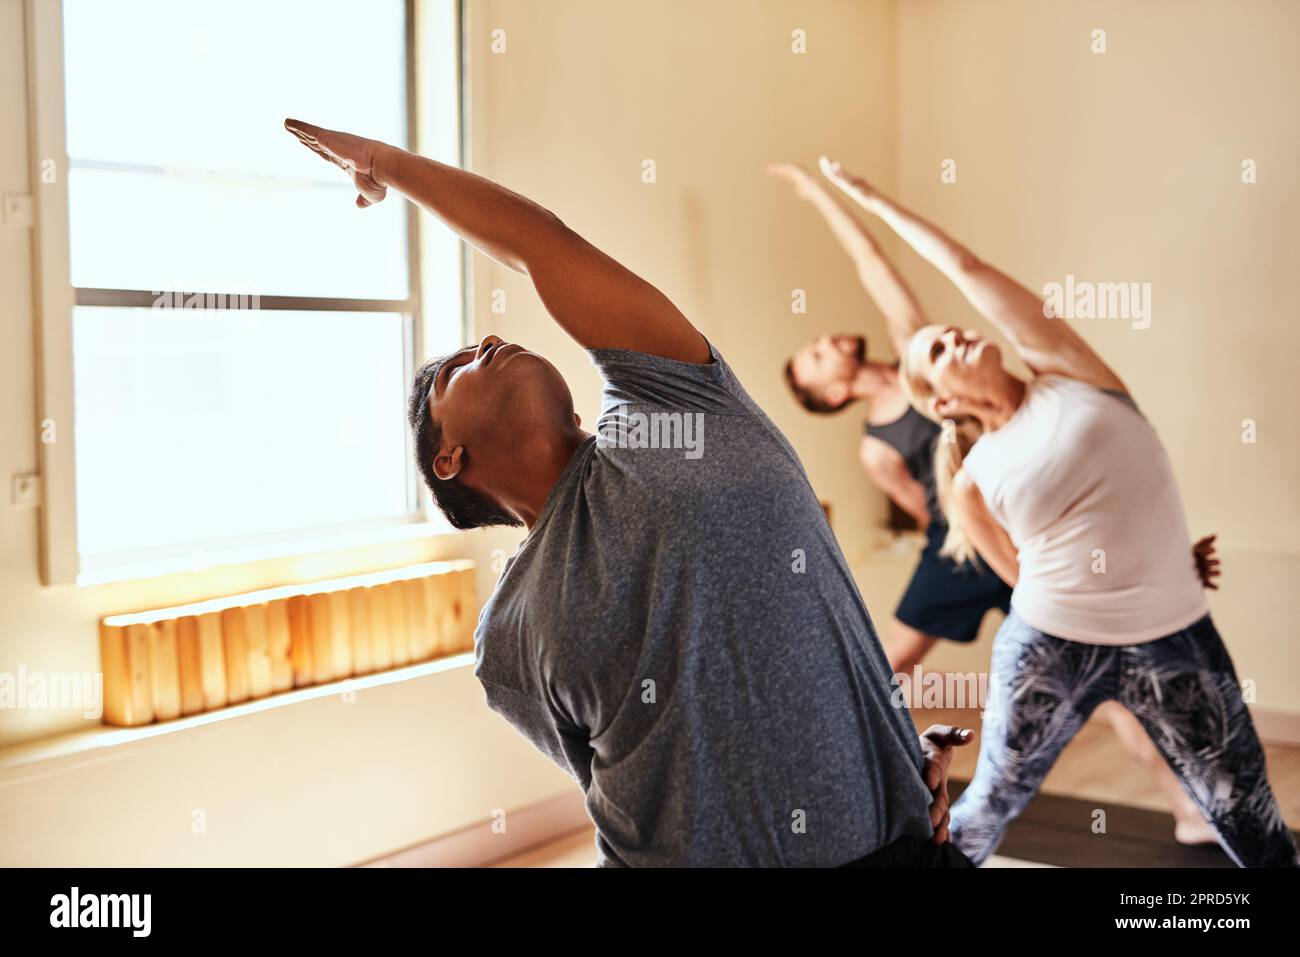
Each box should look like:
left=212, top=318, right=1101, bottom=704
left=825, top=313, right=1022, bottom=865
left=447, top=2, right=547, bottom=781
left=931, top=417, right=985, bottom=565
left=898, top=353, right=986, bottom=567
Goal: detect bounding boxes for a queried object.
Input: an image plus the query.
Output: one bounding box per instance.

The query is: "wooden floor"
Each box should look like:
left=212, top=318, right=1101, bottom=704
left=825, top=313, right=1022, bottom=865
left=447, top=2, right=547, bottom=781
left=492, top=707, right=1300, bottom=868
left=494, top=828, right=601, bottom=868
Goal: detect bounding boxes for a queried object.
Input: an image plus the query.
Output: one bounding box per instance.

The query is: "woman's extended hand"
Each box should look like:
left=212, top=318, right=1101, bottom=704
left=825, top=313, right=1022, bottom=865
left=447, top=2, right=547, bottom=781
left=819, top=155, right=877, bottom=203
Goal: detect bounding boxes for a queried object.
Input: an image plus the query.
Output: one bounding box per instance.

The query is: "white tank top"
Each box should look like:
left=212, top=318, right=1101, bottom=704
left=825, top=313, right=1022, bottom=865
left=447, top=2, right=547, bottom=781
left=962, top=375, right=1207, bottom=645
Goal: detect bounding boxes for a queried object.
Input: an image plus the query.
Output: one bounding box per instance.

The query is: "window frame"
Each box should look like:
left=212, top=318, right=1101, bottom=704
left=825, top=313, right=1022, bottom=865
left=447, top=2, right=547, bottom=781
left=26, top=0, right=465, bottom=586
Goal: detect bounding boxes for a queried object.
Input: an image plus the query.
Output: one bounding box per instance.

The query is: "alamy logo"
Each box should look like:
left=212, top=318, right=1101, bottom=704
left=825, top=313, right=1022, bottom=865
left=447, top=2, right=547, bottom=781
left=50, top=887, right=151, bottom=937
left=0, top=666, right=102, bottom=718
left=1042, top=273, right=1152, bottom=329
left=597, top=406, right=704, bottom=459
left=152, top=282, right=259, bottom=311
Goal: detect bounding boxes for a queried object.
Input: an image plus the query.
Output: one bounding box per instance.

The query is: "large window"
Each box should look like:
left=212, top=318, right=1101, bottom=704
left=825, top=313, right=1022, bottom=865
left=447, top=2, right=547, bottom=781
left=50, top=0, right=458, bottom=580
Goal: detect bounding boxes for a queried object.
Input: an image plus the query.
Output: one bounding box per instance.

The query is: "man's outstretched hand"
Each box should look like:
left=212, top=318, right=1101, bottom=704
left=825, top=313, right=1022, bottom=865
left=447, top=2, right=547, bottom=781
left=919, top=724, right=974, bottom=845
left=765, top=163, right=819, bottom=200
left=284, top=118, right=389, bottom=208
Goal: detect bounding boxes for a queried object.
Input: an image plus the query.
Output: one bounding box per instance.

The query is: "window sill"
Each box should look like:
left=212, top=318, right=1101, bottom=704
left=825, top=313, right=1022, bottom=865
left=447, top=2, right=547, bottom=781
left=76, top=517, right=455, bottom=587
left=0, top=652, right=475, bottom=772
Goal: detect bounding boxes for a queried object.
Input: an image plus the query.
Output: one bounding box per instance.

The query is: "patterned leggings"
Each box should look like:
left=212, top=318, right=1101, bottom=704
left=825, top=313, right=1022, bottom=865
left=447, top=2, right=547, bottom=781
left=951, top=611, right=1298, bottom=867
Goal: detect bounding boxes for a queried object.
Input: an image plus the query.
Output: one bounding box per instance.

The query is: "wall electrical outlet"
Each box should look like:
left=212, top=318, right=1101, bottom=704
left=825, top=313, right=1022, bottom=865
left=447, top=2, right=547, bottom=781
left=11, top=473, right=41, bottom=508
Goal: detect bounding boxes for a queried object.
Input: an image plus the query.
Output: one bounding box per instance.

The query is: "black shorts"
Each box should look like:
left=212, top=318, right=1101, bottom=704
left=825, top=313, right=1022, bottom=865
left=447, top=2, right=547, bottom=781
left=895, top=524, right=1012, bottom=644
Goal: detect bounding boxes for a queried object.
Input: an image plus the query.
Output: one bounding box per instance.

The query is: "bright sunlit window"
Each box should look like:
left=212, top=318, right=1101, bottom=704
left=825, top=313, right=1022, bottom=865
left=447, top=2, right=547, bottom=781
left=60, top=0, right=446, bottom=575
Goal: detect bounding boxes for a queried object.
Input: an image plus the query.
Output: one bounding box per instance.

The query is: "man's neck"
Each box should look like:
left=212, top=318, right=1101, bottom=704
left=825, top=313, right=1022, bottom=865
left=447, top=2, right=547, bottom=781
left=501, top=427, right=591, bottom=529
left=852, top=363, right=910, bottom=424
left=851, top=361, right=899, bottom=397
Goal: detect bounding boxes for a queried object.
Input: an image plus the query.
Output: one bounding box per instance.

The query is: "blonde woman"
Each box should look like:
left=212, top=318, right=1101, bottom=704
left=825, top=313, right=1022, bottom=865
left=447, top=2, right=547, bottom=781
left=818, top=157, right=1296, bottom=867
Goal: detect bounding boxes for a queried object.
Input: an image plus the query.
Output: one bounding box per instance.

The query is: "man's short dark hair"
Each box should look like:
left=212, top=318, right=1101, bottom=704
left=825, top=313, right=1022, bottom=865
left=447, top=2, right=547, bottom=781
left=783, top=359, right=846, bottom=415
left=408, top=353, right=523, bottom=530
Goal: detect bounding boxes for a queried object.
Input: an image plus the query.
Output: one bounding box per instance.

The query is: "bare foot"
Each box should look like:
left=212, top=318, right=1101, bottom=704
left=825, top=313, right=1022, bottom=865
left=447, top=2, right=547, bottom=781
left=1174, top=814, right=1220, bottom=846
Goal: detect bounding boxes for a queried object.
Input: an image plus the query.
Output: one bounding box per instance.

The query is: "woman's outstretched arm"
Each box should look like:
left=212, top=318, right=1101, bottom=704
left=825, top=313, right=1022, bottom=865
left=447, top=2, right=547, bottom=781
left=819, top=157, right=1126, bottom=393
left=767, top=163, right=927, bottom=360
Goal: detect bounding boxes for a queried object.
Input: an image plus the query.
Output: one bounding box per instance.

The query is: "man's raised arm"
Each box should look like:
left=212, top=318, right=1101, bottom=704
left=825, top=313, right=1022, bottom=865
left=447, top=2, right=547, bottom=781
left=285, top=119, right=709, bottom=363
left=767, top=163, right=927, bottom=360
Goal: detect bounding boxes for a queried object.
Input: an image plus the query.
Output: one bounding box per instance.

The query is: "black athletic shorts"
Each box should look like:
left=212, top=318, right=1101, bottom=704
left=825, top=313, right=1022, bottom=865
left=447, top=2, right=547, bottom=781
left=895, top=524, right=1012, bottom=644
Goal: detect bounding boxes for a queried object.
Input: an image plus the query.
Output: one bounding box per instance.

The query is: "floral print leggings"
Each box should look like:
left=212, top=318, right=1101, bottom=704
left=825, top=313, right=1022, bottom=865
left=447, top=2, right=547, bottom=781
left=951, top=611, right=1298, bottom=867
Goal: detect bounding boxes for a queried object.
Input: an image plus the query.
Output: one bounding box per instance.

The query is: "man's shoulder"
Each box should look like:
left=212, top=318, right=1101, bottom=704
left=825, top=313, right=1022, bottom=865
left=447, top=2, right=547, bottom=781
left=586, top=339, right=758, bottom=416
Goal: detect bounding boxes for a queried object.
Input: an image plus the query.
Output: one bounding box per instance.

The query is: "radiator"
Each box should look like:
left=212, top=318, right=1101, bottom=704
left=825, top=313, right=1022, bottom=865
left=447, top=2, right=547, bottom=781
left=98, top=560, right=477, bottom=727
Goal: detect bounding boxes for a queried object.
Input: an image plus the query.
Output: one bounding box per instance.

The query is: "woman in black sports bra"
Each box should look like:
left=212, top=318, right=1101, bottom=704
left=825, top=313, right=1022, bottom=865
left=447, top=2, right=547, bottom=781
left=865, top=405, right=1013, bottom=648
left=783, top=332, right=1012, bottom=674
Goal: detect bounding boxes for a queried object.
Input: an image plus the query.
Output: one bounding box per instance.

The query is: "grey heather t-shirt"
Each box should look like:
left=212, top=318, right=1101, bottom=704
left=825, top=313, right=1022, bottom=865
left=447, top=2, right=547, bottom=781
left=473, top=341, right=933, bottom=866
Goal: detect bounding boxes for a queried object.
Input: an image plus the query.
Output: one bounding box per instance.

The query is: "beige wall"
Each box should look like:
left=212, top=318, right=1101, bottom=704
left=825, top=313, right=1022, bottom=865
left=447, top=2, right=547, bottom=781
left=894, top=0, right=1300, bottom=710
left=0, top=0, right=900, bottom=864
left=463, top=0, right=902, bottom=562
left=4, top=0, right=1294, bottom=866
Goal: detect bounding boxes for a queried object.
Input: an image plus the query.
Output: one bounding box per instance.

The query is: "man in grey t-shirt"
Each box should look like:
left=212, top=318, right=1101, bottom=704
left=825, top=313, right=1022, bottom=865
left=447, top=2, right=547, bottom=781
left=286, top=118, right=973, bottom=867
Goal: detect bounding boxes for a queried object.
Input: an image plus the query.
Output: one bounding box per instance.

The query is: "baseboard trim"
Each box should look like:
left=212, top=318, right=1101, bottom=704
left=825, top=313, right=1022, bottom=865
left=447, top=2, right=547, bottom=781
left=1253, top=707, right=1300, bottom=747
left=358, top=790, right=589, bottom=868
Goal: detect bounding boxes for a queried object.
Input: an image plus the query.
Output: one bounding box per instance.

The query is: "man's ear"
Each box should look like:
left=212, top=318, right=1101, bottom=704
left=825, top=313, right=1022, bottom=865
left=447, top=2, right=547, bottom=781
left=933, top=395, right=959, bottom=418
left=433, top=444, right=464, bottom=482
left=574, top=412, right=582, bottom=428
